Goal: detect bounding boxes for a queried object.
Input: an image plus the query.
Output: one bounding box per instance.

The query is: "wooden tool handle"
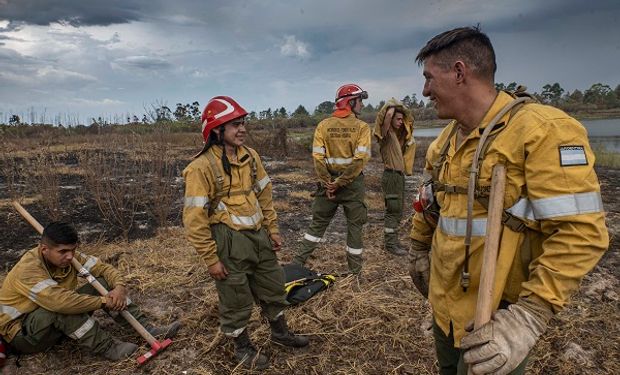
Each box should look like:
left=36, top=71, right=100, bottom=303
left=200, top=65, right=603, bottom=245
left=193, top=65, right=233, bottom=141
left=474, top=163, right=507, bottom=328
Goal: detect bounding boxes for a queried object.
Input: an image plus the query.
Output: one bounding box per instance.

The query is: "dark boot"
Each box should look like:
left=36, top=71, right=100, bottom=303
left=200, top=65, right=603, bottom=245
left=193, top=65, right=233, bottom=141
left=102, top=339, right=138, bottom=361
left=269, top=315, right=309, bottom=348
left=385, top=233, right=407, bottom=256
left=233, top=330, right=269, bottom=370
left=146, top=321, right=182, bottom=339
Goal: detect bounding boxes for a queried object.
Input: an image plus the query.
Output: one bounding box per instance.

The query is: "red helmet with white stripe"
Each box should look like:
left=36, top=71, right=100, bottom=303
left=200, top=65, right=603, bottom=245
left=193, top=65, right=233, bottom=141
left=335, top=83, right=368, bottom=110
left=201, top=96, right=248, bottom=142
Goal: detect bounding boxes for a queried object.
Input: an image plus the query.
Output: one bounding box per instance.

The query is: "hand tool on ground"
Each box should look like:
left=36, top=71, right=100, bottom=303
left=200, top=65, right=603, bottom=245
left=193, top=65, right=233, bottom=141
left=11, top=201, right=172, bottom=365
left=468, top=164, right=507, bottom=374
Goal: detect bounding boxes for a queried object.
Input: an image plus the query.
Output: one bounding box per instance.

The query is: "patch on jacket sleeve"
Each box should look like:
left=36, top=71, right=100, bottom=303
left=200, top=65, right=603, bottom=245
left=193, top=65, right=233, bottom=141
left=559, top=145, right=588, bottom=166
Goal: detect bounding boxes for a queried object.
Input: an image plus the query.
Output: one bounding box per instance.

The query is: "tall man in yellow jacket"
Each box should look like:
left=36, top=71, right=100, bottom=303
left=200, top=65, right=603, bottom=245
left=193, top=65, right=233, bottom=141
left=409, top=26, right=608, bottom=375
left=0, top=222, right=181, bottom=361
left=374, top=99, right=416, bottom=256
left=293, top=84, right=372, bottom=275
left=183, top=96, right=308, bottom=370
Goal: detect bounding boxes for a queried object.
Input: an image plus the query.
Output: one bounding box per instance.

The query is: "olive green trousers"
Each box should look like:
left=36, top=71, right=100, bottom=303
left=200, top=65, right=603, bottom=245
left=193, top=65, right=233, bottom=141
left=382, top=170, right=405, bottom=249
left=211, top=224, right=289, bottom=337
left=293, top=174, right=367, bottom=273
left=9, top=278, right=146, bottom=355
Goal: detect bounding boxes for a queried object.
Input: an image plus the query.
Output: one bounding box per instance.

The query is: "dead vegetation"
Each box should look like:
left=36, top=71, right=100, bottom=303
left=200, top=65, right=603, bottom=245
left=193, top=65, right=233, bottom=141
left=0, top=129, right=618, bottom=374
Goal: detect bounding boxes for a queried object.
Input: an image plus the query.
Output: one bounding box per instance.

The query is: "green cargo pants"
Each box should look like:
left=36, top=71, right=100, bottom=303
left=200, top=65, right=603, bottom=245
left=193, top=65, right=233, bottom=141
left=9, top=278, right=147, bottom=355
left=211, top=224, right=289, bottom=337
left=382, top=169, right=405, bottom=250
left=293, top=174, right=367, bottom=274
left=433, top=320, right=528, bottom=375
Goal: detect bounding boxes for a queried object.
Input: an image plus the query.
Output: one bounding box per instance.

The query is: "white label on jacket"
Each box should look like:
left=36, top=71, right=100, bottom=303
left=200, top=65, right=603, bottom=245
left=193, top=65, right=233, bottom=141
left=559, top=145, right=587, bottom=166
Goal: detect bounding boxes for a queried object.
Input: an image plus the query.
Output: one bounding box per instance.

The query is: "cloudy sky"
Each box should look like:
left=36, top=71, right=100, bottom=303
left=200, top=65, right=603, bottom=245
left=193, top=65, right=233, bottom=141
left=0, top=0, right=619, bottom=124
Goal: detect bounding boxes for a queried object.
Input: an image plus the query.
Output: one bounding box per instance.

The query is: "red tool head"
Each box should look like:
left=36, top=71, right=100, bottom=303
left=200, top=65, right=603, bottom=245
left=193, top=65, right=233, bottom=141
left=136, top=338, right=173, bottom=365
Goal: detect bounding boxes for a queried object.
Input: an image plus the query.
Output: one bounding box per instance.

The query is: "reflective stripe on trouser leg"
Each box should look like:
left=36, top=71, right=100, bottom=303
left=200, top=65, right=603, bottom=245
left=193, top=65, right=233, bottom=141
left=342, top=176, right=367, bottom=274
left=10, top=308, right=113, bottom=355
left=382, top=170, right=404, bottom=248
left=77, top=277, right=148, bottom=328
left=294, top=190, right=339, bottom=264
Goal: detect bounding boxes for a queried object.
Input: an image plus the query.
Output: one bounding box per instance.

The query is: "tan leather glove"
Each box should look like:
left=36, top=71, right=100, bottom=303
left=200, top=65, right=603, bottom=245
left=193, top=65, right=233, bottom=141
left=408, top=239, right=431, bottom=298
left=461, top=297, right=553, bottom=375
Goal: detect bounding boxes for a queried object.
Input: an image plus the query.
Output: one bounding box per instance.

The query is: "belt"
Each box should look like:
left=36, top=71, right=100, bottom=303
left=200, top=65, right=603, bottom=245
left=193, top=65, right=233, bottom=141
left=384, top=168, right=404, bottom=175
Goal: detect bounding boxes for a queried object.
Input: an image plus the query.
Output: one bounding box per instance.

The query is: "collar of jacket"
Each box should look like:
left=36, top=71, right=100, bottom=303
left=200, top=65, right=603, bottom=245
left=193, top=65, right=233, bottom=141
left=459, top=91, right=514, bottom=143
left=332, top=108, right=354, bottom=118
left=208, top=144, right=253, bottom=167
left=36, top=246, right=72, bottom=280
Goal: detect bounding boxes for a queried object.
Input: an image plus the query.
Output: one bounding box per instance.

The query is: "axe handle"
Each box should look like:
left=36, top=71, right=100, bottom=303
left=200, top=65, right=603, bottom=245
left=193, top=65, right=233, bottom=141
left=474, top=164, right=507, bottom=328
left=11, top=201, right=158, bottom=346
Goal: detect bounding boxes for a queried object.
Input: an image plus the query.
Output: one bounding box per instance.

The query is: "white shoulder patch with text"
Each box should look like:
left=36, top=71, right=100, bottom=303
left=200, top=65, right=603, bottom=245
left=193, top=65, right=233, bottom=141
left=559, top=145, right=588, bottom=166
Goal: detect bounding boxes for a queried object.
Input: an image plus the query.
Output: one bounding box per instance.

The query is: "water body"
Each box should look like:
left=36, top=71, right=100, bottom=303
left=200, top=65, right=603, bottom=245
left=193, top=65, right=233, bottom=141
left=415, top=118, right=620, bottom=152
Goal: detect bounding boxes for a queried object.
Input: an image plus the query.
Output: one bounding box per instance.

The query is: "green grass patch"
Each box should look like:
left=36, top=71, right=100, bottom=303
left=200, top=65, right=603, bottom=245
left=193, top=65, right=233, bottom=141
left=594, top=145, right=620, bottom=168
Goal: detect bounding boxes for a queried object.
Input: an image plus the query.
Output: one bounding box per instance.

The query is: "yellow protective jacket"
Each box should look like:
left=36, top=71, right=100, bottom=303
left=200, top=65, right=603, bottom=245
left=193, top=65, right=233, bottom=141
left=410, top=91, right=608, bottom=346
left=312, top=113, right=371, bottom=187
left=0, top=247, right=124, bottom=341
left=183, top=145, right=278, bottom=267
left=373, top=98, right=416, bottom=175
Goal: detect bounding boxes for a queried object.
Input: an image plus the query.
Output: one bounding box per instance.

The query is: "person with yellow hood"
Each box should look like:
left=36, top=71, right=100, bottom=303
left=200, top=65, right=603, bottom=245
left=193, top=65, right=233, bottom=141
left=183, top=96, right=308, bottom=370
left=409, top=26, right=608, bottom=375
left=374, top=99, right=416, bottom=256
left=293, top=84, right=372, bottom=275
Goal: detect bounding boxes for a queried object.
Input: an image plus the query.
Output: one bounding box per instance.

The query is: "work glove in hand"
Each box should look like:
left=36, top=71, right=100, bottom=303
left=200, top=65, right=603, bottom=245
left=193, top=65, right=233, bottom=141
left=461, top=298, right=553, bottom=375
left=408, top=239, right=430, bottom=298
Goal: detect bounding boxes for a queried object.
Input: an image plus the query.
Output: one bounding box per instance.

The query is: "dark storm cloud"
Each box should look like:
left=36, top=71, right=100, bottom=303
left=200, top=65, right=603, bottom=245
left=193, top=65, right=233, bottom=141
left=114, top=56, right=172, bottom=70
left=0, top=0, right=146, bottom=26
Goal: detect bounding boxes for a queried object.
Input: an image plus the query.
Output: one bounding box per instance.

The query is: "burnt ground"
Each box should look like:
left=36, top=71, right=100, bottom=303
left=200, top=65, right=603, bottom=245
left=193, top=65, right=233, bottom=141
left=0, top=137, right=618, bottom=374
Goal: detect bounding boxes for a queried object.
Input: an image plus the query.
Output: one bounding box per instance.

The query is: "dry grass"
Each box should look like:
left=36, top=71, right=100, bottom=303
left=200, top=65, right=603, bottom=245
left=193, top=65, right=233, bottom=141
left=1, top=128, right=618, bottom=375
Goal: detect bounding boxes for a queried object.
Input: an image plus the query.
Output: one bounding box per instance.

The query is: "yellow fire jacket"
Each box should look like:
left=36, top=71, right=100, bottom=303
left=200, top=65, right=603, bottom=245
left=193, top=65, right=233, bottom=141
left=312, top=113, right=371, bottom=187
left=410, top=91, right=608, bottom=346
left=183, top=145, right=279, bottom=267
left=373, top=98, right=416, bottom=175
left=0, top=247, right=124, bottom=341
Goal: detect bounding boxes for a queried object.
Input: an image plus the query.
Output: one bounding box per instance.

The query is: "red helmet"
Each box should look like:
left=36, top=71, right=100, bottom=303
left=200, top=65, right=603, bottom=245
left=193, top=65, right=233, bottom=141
left=201, top=96, right=248, bottom=142
left=335, top=83, right=368, bottom=110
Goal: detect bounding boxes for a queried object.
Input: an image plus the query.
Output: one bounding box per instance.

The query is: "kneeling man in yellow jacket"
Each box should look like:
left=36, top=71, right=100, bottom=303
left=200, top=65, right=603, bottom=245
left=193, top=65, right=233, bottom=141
left=0, top=222, right=181, bottom=361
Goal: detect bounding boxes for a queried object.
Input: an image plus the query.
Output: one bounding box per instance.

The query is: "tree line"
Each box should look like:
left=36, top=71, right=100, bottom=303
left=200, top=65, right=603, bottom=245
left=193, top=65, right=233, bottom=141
left=2, top=82, right=619, bottom=131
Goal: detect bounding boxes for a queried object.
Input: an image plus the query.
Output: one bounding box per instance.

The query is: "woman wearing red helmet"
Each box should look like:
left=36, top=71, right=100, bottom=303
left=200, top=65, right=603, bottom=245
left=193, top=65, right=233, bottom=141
left=183, top=96, right=308, bottom=370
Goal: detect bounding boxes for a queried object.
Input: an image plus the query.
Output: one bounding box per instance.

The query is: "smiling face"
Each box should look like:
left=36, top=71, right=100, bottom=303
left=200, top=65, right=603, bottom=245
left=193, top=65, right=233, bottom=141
left=41, top=242, right=78, bottom=268
left=216, top=116, right=247, bottom=148
left=422, top=55, right=459, bottom=119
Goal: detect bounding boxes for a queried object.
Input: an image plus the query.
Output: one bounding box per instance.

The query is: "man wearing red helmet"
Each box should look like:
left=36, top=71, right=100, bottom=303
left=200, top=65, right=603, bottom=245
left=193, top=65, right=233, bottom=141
left=183, top=96, right=308, bottom=370
left=293, top=84, right=372, bottom=276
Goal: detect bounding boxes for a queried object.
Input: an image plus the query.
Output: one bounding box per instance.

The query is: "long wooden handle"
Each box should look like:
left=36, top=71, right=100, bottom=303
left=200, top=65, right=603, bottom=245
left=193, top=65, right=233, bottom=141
left=11, top=201, right=158, bottom=345
left=474, top=164, right=507, bottom=328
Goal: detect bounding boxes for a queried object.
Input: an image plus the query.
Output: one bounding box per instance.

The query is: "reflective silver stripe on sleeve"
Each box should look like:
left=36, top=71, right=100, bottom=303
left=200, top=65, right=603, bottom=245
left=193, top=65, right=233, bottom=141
left=346, top=246, right=363, bottom=255
left=82, top=255, right=98, bottom=272
left=530, top=192, right=604, bottom=219
left=356, top=146, right=369, bottom=154
left=185, top=196, right=209, bottom=208
left=506, top=198, right=536, bottom=221
left=326, top=157, right=353, bottom=165
left=303, top=233, right=322, bottom=243
left=439, top=217, right=487, bottom=237
left=69, top=317, right=96, bottom=339
left=28, top=279, right=58, bottom=302
left=384, top=227, right=396, bottom=233
left=256, top=176, right=271, bottom=192
left=313, top=146, right=326, bottom=155
left=0, top=305, right=22, bottom=320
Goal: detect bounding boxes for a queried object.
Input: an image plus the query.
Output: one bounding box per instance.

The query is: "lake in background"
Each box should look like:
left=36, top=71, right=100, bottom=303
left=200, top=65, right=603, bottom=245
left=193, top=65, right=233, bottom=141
left=415, top=118, right=620, bottom=152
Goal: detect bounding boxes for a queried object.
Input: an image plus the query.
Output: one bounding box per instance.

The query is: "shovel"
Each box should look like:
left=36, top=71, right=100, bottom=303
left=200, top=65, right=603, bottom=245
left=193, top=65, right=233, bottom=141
left=11, top=201, right=172, bottom=365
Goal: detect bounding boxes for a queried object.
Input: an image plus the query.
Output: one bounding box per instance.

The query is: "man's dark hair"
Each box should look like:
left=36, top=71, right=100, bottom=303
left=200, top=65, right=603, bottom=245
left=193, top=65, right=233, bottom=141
left=42, top=222, right=79, bottom=246
left=415, top=26, right=496, bottom=82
